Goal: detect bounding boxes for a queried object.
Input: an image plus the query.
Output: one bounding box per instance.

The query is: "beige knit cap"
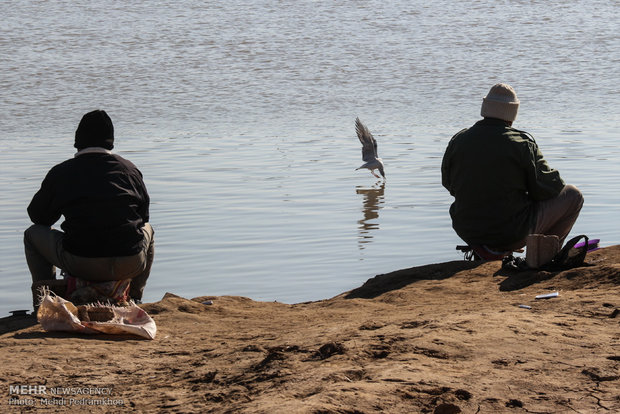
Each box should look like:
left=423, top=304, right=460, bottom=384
left=480, top=83, right=520, bottom=122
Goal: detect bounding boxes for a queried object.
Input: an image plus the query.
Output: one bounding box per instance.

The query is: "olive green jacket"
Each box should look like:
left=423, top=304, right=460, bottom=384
left=441, top=118, right=565, bottom=247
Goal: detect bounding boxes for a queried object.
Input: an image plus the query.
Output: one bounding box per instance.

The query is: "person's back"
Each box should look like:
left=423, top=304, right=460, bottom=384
left=442, top=83, right=583, bottom=253
left=28, top=151, right=149, bottom=258
left=443, top=118, right=564, bottom=247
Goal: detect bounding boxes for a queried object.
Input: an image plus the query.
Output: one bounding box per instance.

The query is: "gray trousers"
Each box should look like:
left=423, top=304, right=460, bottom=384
left=501, top=184, right=584, bottom=251
left=24, top=223, right=154, bottom=301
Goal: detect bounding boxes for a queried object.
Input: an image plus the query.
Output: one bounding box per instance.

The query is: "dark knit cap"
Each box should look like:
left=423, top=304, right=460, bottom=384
left=74, top=110, right=114, bottom=150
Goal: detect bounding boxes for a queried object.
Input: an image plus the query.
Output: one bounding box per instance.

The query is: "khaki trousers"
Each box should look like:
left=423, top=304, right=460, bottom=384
left=500, top=184, right=584, bottom=251
left=24, top=223, right=154, bottom=301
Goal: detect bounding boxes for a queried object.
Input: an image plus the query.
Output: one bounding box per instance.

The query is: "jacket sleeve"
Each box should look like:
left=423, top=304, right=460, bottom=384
left=139, top=185, right=150, bottom=223
left=135, top=169, right=150, bottom=223
left=524, top=141, right=565, bottom=201
left=441, top=153, right=452, bottom=194
left=441, top=134, right=459, bottom=196
left=27, top=172, right=62, bottom=226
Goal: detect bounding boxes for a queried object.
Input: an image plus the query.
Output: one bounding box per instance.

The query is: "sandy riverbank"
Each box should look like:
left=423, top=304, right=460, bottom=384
left=1, top=246, right=619, bottom=413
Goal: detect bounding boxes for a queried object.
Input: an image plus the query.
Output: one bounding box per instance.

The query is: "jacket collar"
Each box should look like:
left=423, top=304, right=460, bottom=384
left=74, top=147, right=113, bottom=158
left=478, top=117, right=512, bottom=127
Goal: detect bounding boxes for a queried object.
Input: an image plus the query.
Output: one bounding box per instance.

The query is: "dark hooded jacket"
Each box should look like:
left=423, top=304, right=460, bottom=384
left=441, top=118, right=565, bottom=247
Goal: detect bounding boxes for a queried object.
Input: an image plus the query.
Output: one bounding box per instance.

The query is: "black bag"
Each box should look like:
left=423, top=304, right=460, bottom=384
left=501, top=235, right=589, bottom=272
left=541, top=235, right=589, bottom=271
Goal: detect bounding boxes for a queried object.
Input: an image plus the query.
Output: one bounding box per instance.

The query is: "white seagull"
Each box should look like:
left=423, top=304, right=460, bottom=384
left=355, top=117, right=385, bottom=179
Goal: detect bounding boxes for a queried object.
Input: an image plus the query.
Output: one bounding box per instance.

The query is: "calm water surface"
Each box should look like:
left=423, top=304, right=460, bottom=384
left=1, top=1, right=618, bottom=315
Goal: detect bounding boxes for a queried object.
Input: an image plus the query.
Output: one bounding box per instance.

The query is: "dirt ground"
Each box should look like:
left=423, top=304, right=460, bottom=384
left=1, top=246, right=619, bottom=413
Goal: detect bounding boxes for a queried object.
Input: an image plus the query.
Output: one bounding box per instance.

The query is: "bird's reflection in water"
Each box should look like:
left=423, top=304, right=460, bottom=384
left=356, top=181, right=385, bottom=249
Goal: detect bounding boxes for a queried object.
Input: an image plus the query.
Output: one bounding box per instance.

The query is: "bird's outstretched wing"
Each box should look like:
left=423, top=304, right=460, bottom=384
left=355, top=117, right=378, bottom=162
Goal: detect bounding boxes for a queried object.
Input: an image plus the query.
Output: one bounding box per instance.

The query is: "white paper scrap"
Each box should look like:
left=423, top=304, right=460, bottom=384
left=535, top=292, right=559, bottom=300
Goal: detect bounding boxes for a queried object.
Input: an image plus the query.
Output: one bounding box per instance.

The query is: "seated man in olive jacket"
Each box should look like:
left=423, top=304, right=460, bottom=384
left=24, top=110, right=154, bottom=309
left=441, top=83, right=583, bottom=257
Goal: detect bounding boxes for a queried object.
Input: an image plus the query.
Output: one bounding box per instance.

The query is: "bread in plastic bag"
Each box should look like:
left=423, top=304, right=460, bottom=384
left=36, top=288, right=156, bottom=340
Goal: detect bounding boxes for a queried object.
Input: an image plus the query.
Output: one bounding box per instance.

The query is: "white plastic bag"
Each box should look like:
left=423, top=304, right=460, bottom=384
left=37, top=289, right=156, bottom=340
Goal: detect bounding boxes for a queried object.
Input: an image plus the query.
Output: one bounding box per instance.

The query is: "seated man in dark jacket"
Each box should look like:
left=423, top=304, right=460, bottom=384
left=441, top=83, right=583, bottom=257
left=25, top=109, right=154, bottom=309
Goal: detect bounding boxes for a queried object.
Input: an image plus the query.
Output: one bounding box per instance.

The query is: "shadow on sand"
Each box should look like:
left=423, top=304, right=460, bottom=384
left=11, top=330, right=150, bottom=341
left=0, top=314, right=38, bottom=336
left=344, top=260, right=483, bottom=299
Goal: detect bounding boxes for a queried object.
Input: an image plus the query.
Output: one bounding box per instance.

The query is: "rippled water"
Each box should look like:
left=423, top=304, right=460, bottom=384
left=1, top=0, right=618, bottom=315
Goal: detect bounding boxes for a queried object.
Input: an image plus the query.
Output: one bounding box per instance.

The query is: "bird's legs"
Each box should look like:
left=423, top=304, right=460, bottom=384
left=371, top=171, right=380, bottom=178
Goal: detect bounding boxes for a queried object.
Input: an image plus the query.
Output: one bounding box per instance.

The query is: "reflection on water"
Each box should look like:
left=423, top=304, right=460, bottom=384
left=356, top=181, right=386, bottom=249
